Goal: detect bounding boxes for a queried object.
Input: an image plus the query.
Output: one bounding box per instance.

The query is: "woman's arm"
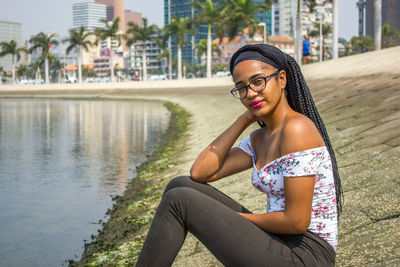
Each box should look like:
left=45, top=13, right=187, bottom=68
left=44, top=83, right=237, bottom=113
left=240, top=116, right=324, bottom=234
left=190, top=111, right=256, bottom=183
left=239, top=175, right=315, bottom=234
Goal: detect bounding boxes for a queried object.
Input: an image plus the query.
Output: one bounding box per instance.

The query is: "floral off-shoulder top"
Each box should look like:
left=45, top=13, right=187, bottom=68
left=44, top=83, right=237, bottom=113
left=237, top=136, right=338, bottom=250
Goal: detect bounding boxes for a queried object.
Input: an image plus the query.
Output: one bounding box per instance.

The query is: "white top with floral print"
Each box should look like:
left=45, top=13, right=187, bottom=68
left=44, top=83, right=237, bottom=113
left=237, top=136, right=338, bottom=250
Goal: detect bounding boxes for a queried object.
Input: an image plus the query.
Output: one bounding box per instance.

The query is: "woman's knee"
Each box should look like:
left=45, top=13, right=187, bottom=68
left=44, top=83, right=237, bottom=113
left=162, top=187, right=197, bottom=205
left=163, top=176, right=194, bottom=195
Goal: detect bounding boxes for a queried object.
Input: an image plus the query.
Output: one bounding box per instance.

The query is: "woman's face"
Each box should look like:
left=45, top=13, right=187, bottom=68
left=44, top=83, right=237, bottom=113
left=232, top=60, right=286, bottom=118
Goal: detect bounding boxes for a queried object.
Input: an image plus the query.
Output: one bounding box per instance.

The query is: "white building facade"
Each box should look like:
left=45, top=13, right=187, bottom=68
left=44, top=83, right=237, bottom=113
left=0, top=20, right=23, bottom=71
left=73, top=2, right=107, bottom=31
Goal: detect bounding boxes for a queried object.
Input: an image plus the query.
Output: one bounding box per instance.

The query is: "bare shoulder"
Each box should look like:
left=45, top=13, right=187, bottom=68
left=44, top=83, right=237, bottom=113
left=249, top=127, right=267, bottom=144
left=280, top=114, right=324, bottom=155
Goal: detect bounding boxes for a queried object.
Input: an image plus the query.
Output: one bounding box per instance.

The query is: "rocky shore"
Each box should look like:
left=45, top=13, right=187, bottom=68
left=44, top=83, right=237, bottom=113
left=1, top=46, right=399, bottom=266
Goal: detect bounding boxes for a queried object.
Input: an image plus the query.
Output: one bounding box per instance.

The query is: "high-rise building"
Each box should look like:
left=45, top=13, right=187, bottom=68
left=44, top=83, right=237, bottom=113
left=95, top=0, right=126, bottom=33
left=365, top=0, right=400, bottom=38
left=125, top=10, right=142, bottom=30
left=357, top=0, right=367, bottom=36
left=0, top=20, right=23, bottom=71
left=164, top=0, right=272, bottom=66
left=254, top=0, right=272, bottom=35
left=73, top=2, right=107, bottom=31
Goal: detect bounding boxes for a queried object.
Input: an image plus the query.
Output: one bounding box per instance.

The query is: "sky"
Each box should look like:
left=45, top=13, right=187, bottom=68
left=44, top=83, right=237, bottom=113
left=0, top=0, right=359, bottom=41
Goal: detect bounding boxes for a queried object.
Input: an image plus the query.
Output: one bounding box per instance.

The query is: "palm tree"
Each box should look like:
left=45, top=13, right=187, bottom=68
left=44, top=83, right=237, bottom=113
left=374, top=0, right=382, bottom=50
left=125, top=18, right=158, bottom=81
left=192, top=0, right=223, bottom=78
left=309, top=22, right=332, bottom=61
left=0, top=66, right=5, bottom=84
left=30, top=60, right=43, bottom=81
left=29, top=32, right=58, bottom=84
left=155, top=39, right=171, bottom=76
left=94, top=18, right=122, bottom=82
left=163, top=17, right=195, bottom=79
left=195, top=39, right=221, bottom=65
left=16, top=64, right=29, bottom=81
left=0, top=40, right=27, bottom=84
left=223, top=0, right=269, bottom=40
left=63, top=26, right=93, bottom=83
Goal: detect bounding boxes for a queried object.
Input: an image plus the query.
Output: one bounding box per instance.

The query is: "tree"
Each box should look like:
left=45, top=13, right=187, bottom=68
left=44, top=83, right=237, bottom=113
left=309, top=22, right=332, bottom=61
left=125, top=18, right=158, bottom=81
left=17, top=64, right=29, bottom=81
left=344, top=35, right=374, bottom=56
left=29, top=60, right=43, bottom=80
left=0, top=40, right=27, bottom=84
left=0, top=66, right=5, bottom=84
left=156, top=41, right=171, bottom=76
left=192, top=0, right=223, bottom=78
left=195, top=39, right=221, bottom=66
left=29, top=32, right=58, bottom=84
left=63, top=26, right=93, bottom=83
left=47, top=54, right=63, bottom=83
left=223, top=0, right=269, bottom=41
left=382, top=23, right=400, bottom=48
left=94, top=18, right=122, bottom=82
left=163, top=17, right=195, bottom=79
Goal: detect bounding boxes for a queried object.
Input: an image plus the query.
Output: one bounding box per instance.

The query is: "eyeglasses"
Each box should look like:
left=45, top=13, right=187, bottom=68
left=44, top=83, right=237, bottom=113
left=230, top=71, right=280, bottom=99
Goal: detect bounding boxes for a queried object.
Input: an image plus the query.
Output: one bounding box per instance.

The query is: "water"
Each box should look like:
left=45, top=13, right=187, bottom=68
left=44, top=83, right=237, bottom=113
left=0, top=98, right=170, bottom=266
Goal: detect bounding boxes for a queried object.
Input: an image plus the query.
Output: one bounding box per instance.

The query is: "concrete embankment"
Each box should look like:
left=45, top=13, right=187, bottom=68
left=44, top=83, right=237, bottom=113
left=1, top=46, right=399, bottom=266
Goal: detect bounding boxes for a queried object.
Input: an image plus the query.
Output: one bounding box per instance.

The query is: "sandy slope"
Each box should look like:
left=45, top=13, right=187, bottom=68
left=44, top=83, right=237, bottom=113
left=1, top=46, right=399, bottom=266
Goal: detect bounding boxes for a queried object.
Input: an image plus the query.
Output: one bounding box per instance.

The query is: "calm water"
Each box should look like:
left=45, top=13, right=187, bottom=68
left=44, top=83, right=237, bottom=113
left=0, top=99, right=170, bottom=266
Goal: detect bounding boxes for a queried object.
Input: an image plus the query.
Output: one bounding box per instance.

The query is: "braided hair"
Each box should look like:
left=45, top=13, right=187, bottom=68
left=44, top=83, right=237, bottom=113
left=230, top=44, right=343, bottom=216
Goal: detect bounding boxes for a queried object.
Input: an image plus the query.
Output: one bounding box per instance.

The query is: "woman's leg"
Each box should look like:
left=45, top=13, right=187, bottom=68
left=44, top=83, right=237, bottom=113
left=136, top=186, right=305, bottom=267
left=163, top=176, right=251, bottom=213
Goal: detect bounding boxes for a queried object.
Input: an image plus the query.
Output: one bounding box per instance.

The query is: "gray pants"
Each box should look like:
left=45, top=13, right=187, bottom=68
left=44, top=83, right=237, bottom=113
left=137, top=176, right=335, bottom=267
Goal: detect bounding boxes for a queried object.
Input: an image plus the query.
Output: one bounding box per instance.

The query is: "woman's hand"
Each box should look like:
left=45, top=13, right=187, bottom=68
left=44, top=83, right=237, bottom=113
left=240, top=110, right=259, bottom=126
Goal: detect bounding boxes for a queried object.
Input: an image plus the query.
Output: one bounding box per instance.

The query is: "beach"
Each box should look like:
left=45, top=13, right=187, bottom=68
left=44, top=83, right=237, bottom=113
left=1, top=46, right=400, bottom=266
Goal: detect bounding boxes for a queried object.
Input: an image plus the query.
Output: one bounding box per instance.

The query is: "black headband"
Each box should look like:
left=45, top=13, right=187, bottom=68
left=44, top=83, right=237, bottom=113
left=233, top=50, right=279, bottom=71
left=230, top=44, right=288, bottom=75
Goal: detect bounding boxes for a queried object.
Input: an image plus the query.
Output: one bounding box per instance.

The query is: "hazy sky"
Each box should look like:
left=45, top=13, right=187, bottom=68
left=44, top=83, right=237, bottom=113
left=0, top=0, right=358, bottom=41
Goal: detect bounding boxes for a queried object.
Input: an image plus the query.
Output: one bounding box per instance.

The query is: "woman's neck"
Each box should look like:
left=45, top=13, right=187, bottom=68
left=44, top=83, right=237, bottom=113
left=261, top=99, right=291, bottom=136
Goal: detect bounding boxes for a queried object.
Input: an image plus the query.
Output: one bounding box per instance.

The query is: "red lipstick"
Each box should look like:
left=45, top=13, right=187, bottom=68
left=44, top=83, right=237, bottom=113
left=250, top=100, right=263, bottom=109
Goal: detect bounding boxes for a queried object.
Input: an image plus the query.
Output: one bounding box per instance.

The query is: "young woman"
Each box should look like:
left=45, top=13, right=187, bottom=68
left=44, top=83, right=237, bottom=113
left=137, top=44, right=342, bottom=266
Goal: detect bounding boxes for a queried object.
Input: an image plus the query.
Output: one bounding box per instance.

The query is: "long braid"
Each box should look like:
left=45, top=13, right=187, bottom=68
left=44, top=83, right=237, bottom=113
left=285, top=55, right=343, bottom=216
left=230, top=44, right=343, bottom=216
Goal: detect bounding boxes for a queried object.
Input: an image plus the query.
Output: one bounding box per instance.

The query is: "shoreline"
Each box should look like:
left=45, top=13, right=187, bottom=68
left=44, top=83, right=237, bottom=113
left=69, top=100, right=192, bottom=266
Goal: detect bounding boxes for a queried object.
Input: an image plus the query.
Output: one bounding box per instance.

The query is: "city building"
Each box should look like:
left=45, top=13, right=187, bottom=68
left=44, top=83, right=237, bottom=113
left=126, top=35, right=165, bottom=77
left=212, top=28, right=264, bottom=65
left=93, top=52, right=124, bottom=77
left=72, top=2, right=107, bottom=31
left=95, top=0, right=126, bottom=33
left=365, top=0, right=400, bottom=38
left=357, top=0, right=367, bottom=36
left=0, top=20, right=23, bottom=71
left=164, top=0, right=272, bottom=66
left=254, top=0, right=272, bottom=35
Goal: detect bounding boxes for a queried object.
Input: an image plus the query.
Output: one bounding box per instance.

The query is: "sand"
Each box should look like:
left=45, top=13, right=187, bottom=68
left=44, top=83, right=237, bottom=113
left=1, top=45, right=399, bottom=266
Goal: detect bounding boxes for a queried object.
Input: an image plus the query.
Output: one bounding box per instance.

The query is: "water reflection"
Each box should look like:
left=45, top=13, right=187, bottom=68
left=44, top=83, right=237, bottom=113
left=0, top=99, right=170, bottom=266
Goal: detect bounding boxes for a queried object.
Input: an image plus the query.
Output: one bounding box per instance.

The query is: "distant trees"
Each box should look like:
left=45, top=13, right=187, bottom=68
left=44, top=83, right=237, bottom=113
left=309, top=22, right=332, bottom=61
left=0, top=40, right=27, bottom=84
left=344, top=35, right=374, bottom=55
left=381, top=23, right=400, bottom=48
left=192, top=0, right=222, bottom=78
left=29, top=32, right=58, bottom=84
left=125, top=18, right=158, bottom=81
left=163, top=17, right=195, bottom=79
left=63, top=26, right=93, bottom=83
left=94, top=18, right=122, bottom=82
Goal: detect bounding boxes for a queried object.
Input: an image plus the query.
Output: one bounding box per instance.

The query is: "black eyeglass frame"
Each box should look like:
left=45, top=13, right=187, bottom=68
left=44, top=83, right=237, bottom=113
left=230, top=71, right=280, bottom=99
